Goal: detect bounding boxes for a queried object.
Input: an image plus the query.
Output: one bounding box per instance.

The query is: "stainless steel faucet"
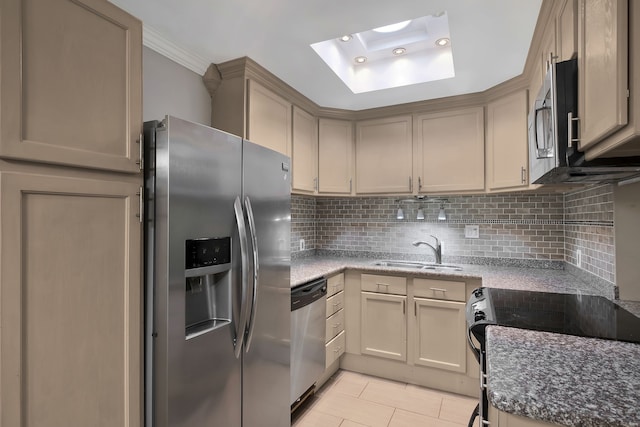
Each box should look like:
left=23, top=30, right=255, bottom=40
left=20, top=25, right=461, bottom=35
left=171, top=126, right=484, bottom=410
left=413, top=235, right=442, bottom=264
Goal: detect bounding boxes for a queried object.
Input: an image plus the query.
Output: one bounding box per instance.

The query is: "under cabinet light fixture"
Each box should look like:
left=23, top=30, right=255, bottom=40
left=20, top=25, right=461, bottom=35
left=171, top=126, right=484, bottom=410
left=416, top=208, right=425, bottom=220
left=396, top=206, right=405, bottom=220
left=437, top=204, right=447, bottom=221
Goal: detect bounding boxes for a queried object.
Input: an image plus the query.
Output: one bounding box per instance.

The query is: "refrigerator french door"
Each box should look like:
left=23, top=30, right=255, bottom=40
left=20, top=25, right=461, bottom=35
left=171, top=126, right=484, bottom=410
left=144, top=116, right=290, bottom=427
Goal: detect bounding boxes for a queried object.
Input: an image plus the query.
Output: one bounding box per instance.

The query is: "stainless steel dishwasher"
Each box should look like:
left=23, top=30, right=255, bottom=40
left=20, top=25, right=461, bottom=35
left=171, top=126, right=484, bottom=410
left=290, top=277, right=327, bottom=407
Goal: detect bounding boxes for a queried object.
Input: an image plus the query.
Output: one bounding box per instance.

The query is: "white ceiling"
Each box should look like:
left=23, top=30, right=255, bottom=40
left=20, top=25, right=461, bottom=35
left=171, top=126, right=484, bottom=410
left=108, top=0, right=542, bottom=111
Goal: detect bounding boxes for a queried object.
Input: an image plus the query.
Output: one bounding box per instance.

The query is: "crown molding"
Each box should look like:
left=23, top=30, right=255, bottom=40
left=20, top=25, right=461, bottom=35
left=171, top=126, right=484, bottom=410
left=143, top=25, right=210, bottom=75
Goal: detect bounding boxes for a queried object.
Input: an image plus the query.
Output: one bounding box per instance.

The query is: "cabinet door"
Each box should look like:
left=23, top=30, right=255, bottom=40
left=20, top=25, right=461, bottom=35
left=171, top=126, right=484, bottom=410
left=360, top=292, right=406, bottom=361
left=318, top=118, right=353, bottom=194
left=0, top=171, right=142, bottom=427
left=355, top=116, right=413, bottom=194
left=292, top=106, right=318, bottom=193
left=557, top=0, right=578, bottom=61
left=414, top=107, right=484, bottom=193
left=247, top=80, right=292, bottom=156
left=412, top=298, right=466, bottom=373
left=577, top=0, right=628, bottom=150
left=486, top=90, right=529, bottom=191
left=0, top=0, right=142, bottom=173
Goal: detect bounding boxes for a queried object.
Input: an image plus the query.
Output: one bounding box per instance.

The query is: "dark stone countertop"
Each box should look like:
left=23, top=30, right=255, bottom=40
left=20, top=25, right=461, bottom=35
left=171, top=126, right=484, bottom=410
left=487, top=326, right=640, bottom=427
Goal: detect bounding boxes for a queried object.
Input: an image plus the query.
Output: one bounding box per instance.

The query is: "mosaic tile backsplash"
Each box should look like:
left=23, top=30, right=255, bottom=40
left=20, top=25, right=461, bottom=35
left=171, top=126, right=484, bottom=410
left=292, top=184, right=616, bottom=285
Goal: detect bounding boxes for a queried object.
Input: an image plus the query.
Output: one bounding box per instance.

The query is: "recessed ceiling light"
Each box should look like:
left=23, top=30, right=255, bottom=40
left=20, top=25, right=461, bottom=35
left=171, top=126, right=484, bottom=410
left=339, top=35, right=352, bottom=42
left=373, top=20, right=411, bottom=33
left=392, top=47, right=406, bottom=56
left=435, top=38, right=450, bottom=47
left=354, top=56, right=367, bottom=64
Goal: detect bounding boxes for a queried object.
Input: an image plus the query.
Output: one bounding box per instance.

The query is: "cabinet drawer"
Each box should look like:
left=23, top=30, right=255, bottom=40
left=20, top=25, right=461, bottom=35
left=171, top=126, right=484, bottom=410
left=325, top=330, right=346, bottom=368
left=413, top=278, right=466, bottom=302
left=327, top=273, right=345, bottom=297
left=361, top=274, right=407, bottom=295
left=326, top=308, right=345, bottom=343
left=326, top=290, right=344, bottom=318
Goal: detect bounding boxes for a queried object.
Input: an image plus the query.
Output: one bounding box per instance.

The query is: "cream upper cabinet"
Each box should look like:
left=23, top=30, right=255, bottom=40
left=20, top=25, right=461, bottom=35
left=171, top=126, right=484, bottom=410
left=0, top=0, right=142, bottom=173
left=247, top=80, right=292, bottom=156
left=292, top=106, right=318, bottom=193
left=577, top=0, right=640, bottom=159
left=355, top=115, right=413, bottom=194
left=318, top=118, right=354, bottom=194
left=556, top=0, right=578, bottom=61
left=0, top=171, right=142, bottom=427
left=414, top=107, right=485, bottom=193
left=577, top=0, right=628, bottom=151
left=486, top=90, right=529, bottom=191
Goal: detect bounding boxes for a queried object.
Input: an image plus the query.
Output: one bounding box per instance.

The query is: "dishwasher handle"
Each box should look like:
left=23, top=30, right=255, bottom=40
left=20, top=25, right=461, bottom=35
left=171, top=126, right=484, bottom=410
left=291, top=278, right=327, bottom=311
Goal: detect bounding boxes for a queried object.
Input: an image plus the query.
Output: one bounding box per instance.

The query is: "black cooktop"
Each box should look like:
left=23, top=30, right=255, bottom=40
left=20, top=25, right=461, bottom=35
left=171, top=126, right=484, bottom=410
left=467, top=287, right=640, bottom=345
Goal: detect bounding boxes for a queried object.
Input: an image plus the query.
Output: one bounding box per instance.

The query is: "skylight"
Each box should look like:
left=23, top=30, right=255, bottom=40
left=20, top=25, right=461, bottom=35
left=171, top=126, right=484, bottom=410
left=311, top=13, right=455, bottom=94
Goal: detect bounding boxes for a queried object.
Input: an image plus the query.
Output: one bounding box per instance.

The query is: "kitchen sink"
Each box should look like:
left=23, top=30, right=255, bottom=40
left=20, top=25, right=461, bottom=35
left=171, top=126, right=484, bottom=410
left=373, top=260, right=463, bottom=271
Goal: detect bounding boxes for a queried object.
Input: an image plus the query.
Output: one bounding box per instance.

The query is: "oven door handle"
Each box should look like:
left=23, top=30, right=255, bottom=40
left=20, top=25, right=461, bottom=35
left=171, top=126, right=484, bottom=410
left=467, top=327, right=481, bottom=360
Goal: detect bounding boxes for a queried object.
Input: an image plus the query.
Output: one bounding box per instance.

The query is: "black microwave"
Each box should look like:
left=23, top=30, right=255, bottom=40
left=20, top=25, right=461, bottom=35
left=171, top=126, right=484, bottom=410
left=528, top=58, right=640, bottom=184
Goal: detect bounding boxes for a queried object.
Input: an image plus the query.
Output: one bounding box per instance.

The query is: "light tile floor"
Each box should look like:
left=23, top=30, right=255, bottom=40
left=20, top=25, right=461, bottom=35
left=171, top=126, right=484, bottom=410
left=292, top=370, right=479, bottom=427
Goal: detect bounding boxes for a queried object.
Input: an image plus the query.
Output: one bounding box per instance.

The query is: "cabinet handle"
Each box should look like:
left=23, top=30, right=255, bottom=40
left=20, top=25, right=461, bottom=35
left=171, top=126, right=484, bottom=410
left=521, top=167, right=527, bottom=184
left=349, top=178, right=352, bottom=193
left=314, top=177, right=318, bottom=191
left=376, top=283, right=390, bottom=292
left=414, top=301, right=417, bottom=316
left=136, top=186, right=143, bottom=223
left=568, top=112, right=580, bottom=148
left=418, top=177, right=422, bottom=191
left=136, top=133, right=143, bottom=171
left=409, top=176, right=413, bottom=192
left=402, top=299, right=405, bottom=314
left=430, top=287, right=447, bottom=293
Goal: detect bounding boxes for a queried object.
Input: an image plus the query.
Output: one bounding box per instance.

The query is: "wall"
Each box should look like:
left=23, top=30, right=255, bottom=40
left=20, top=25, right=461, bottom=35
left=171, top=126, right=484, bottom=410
left=292, top=192, right=565, bottom=268
left=143, top=47, right=211, bottom=125
left=564, top=185, right=615, bottom=284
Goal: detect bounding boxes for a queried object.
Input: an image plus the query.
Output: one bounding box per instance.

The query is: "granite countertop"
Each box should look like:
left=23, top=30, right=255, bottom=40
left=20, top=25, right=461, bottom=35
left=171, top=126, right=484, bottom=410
left=487, top=326, right=640, bottom=427
left=291, top=255, right=611, bottom=297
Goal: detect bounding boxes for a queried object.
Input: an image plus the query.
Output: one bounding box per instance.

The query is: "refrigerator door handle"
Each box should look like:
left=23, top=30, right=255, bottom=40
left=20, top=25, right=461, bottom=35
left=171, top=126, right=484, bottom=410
left=244, top=196, right=259, bottom=352
left=233, top=196, right=250, bottom=358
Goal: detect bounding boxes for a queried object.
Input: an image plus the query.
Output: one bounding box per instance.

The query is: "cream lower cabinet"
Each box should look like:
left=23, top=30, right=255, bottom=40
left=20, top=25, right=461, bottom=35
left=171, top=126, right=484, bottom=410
left=359, top=274, right=407, bottom=361
left=410, top=278, right=467, bottom=373
left=412, top=298, right=466, bottom=373
left=0, top=170, right=142, bottom=427
left=325, top=273, right=346, bottom=368
left=488, top=405, right=560, bottom=427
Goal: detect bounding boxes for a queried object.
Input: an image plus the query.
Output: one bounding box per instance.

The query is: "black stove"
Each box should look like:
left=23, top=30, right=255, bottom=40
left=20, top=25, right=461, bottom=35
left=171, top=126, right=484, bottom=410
left=467, top=287, right=640, bottom=346
left=465, top=287, right=640, bottom=427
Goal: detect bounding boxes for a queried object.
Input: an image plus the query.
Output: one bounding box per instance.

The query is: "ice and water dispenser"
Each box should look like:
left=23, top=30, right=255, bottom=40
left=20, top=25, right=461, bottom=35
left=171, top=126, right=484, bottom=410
left=184, top=237, right=232, bottom=339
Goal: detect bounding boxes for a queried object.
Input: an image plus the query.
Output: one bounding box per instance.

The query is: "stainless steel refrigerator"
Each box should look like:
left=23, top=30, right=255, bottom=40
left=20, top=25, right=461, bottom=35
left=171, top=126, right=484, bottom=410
left=143, top=116, right=290, bottom=427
